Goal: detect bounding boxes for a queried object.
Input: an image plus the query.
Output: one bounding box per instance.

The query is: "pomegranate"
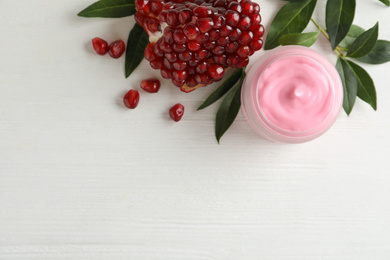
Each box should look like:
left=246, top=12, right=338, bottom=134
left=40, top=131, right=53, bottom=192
left=135, top=0, right=264, bottom=93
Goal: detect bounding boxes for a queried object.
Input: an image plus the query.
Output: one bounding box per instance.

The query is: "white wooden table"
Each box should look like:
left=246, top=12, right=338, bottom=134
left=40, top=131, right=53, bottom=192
left=1, top=1, right=390, bottom=259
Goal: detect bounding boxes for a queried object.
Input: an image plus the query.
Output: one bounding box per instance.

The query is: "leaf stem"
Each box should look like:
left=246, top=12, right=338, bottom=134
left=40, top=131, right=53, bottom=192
left=310, top=18, right=345, bottom=57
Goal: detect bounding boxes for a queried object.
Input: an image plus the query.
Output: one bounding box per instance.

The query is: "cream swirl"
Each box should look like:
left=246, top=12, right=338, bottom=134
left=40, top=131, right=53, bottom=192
left=257, top=55, right=334, bottom=132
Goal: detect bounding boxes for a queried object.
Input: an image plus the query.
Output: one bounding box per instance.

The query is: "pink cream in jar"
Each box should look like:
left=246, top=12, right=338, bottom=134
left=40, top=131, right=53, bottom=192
left=241, top=46, right=343, bottom=143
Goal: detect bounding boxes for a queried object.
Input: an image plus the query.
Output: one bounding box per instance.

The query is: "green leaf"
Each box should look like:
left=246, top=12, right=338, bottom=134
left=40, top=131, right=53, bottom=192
left=335, top=57, right=358, bottom=115
left=356, top=40, right=390, bottom=64
left=215, top=72, right=245, bottom=143
left=279, top=31, right=320, bottom=47
left=326, top=0, right=356, bottom=50
left=346, top=60, right=377, bottom=110
left=264, top=0, right=317, bottom=50
left=198, top=69, right=243, bottom=110
left=347, top=22, right=379, bottom=58
left=125, top=24, right=149, bottom=78
left=78, top=0, right=136, bottom=18
left=379, top=0, right=390, bottom=6
left=339, top=25, right=365, bottom=49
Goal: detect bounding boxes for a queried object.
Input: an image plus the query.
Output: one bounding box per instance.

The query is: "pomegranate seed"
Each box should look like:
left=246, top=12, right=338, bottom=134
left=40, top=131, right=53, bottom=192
left=196, top=61, right=208, bottom=74
left=172, top=79, right=185, bottom=87
left=241, top=1, right=254, bottom=15
left=236, top=57, right=249, bottom=68
left=250, top=13, right=261, bottom=27
left=213, top=55, right=227, bottom=65
left=194, top=49, right=209, bottom=60
left=161, top=67, right=172, bottom=79
left=108, top=40, right=126, bottom=59
left=172, top=70, right=188, bottom=81
left=173, top=60, right=188, bottom=70
left=197, top=18, right=214, bottom=33
left=229, top=28, right=242, bottom=41
left=169, top=103, right=185, bottom=122
left=208, top=64, right=225, bottom=80
left=166, top=9, right=179, bottom=26
left=238, top=15, right=251, bottom=30
left=150, top=1, right=163, bottom=15
left=183, top=24, right=200, bottom=40
left=123, top=89, right=140, bottom=109
left=150, top=59, right=163, bottom=69
left=144, top=43, right=156, bottom=61
left=193, top=6, right=212, bottom=17
left=237, top=45, right=251, bottom=57
left=186, top=77, right=198, bottom=87
left=178, top=9, right=192, bottom=24
left=165, top=52, right=178, bottom=62
left=253, top=24, right=265, bottom=37
left=238, top=31, right=253, bottom=45
left=250, top=38, right=263, bottom=51
left=228, top=2, right=242, bottom=12
left=188, top=40, right=201, bottom=51
left=220, top=25, right=233, bottom=37
left=225, top=10, right=239, bottom=27
left=226, top=42, right=239, bottom=53
left=92, top=37, right=109, bottom=55
left=213, top=14, right=226, bottom=28
left=173, top=43, right=187, bottom=52
left=178, top=50, right=192, bottom=61
left=140, top=79, right=161, bottom=93
left=216, top=36, right=229, bottom=46
left=195, top=73, right=211, bottom=84
left=226, top=55, right=240, bottom=67
left=173, top=28, right=187, bottom=44
left=163, top=58, right=173, bottom=69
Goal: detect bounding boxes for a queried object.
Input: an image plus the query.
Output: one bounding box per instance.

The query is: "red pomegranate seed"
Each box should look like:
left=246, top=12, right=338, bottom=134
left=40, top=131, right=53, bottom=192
left=172, top=79, right=185, bottom=87
left=173, top=43, right=187, bottom=52
left=236, top=57, right=249, bottom=68
left=188, top=40, right=201, bottom=51
left=173, top=70, right=188, bottom=81
left=238, top=15, right=251, bottom=31
left=241, top=1, right=254, bottom=15
left=237, top=45, right=251, bottom=58
left=208, top=64, right=225, bottom=80
left=227, top=2, right=242, bottom=13
left=250, top=13, right=261, bottom=27
left=213, top=54, right=227, bottom=65
left=140, top=79, right=161, bottom=93
left=196, top=61, right=208, bottom=74
left=173, top=60, right=188, bottom=70
left=225, top=10, right=239, bottom=27
left=92, top=37, right=109, bottom=55
left=123, top=89, right=140, bottom=109
left=216, top=36, right=229, bottom=46
left=169, top=103, right=185, bottom=122
left=209, top=29, right=220, bottom=41
left=161, top=67, right=172, bottom=79
left=220, top=25, right=233, bottom=37
left=179, top=50, right=192, bottom=61
left=183, top=24, right=200, bottom=40
left=166, top=9, right=179, bottom=26
left=238, top=31, right=253, bottom=45
left=144, top=43, right=156, bottom=61
left=108, top=40, right=126, bottom=59
left=150, top=59, right=163, bottom=69
left=250, top=38, right=263, bottom=51
left=173, top=28, right=187, bottom=44
left=194, top=49, right=209, bottom=60
left=197, top=18, right=214, bottom=33
left=213, top=14, right=226, bottom=28
left=193, top=6, right=212, bottom=17
left=186, top=77, right=198, bottom=87
left=163, top=58, right=173, bottom=69
left=150, top=1, right=163, bottom=15
left=195, top=73, right=211, bottom=84
left=165, top=52, right=178, bottom=62
left=226, top=42, right=239, bottom=53
left=178, top=9, right=192, bottom=24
